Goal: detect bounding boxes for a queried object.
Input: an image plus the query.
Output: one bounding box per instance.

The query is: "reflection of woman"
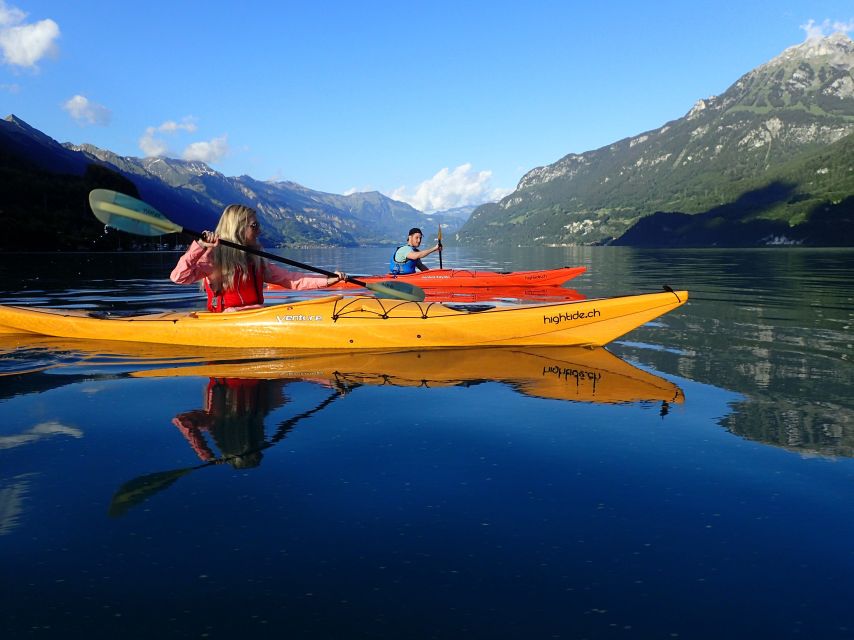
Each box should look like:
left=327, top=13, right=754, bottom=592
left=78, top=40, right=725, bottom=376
left=110, top=378, right=345, bottom=517
left=171, top=378, right=276, bottom=469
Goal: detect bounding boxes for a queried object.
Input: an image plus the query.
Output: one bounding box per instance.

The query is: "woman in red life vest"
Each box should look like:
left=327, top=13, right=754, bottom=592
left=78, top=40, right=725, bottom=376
left=170, top=204, right=346, bottom=312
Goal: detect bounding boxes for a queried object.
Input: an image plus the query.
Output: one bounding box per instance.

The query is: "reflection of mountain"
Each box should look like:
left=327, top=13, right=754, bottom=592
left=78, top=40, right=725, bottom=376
left=0, top=473, right=37, bottom=536
left=723, top=397, right=854, bottom=458
left=619, top=333, right=854, bottom=458
left=0, top=334, right=276, bottom=396
left=608, top=247, right=854, bottom=458
left=672, top=313, right=851, bottom=458
left=0, top=368, right=88, bottom=401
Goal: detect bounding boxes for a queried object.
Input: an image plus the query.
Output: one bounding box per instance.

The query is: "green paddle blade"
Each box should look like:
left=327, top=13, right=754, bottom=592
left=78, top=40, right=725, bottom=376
left=89, top=189, right=183, bottom=236
left=108, top=466, right=198, bottom=517
left=366, top=280, right=426, bottom=302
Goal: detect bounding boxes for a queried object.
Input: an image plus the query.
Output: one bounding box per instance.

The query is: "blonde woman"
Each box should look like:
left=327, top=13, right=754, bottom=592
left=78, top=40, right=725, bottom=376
left=171, top=204, right=345, bottom=312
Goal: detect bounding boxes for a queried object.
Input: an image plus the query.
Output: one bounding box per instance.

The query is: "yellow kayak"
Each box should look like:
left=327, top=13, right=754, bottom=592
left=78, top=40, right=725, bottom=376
left=0, top=335, right=683, bottom=405
left=0, top=290, right=687, bottom=349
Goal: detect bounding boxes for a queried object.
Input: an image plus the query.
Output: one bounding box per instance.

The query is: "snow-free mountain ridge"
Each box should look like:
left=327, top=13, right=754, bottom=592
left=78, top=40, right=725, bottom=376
left=458, top=33, right=854, bottom=247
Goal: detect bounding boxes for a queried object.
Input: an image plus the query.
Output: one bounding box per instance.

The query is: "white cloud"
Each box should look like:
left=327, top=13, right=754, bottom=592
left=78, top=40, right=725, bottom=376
left=62, top=94, right=111, bottom=126
left=138, top=117, right=201, bottom=158
left=387, top=163, right=512, bottom=212
left=182, top=135, right=229, bottom=163
left=0, top=81, right=19, bottom=92
left=343, top=185, right=376, bottom=195
left=800, top=18, right=854, bottom=41
left=139, top=127, right=169, bottom=157
left=0, top=1, right=25, bottom=26
left=0, top=420, right=82, bottom=450
left=0, top=1, right=59, bottom=69
left=156, top=118, right=197, bottom=134
left=139, top=118, right=229, bottom=164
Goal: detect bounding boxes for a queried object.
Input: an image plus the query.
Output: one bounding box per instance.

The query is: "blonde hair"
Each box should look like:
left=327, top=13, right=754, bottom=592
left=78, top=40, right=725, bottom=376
left=207, top=204, right=263, bottom=292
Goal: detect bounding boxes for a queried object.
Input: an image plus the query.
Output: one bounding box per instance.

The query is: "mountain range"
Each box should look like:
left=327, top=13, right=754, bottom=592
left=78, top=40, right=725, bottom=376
left=2, top=33, right=853, bottom=251
left=0, top=116, right=463, bottom=251
left=458, top=33, right=854, bottom=247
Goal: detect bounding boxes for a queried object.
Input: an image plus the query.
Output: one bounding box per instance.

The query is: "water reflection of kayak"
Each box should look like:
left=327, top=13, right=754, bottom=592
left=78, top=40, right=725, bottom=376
left=0, top=335, right=683, bottom=406
left=131, top=345, right=685, bottom=406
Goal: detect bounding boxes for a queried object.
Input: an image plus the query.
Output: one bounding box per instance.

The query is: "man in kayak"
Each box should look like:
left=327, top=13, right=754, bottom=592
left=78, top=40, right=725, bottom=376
left=389, top=227, right=442, bottom=275
left=171, top=204, right=347, bottom=312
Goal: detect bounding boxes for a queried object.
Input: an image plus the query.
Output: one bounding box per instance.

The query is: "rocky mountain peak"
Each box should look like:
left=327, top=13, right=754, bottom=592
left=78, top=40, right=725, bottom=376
left=5, top=113, right=30, bottom=128
left=774, top=32, right=854, bottom=69
left=4, top=113, right=62, bottom=146
left=725, top=32, right=854, bottom=113
left=140, top=156, right=223, bottom=178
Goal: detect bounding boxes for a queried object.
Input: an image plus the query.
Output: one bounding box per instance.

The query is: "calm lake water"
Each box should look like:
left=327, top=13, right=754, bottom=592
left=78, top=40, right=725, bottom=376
left=1, top=246, right=852, bottom=639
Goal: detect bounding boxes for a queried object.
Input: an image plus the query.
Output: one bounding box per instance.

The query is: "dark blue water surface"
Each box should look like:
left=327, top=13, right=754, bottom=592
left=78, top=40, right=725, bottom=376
left=1, top=247, right=853, bottom=639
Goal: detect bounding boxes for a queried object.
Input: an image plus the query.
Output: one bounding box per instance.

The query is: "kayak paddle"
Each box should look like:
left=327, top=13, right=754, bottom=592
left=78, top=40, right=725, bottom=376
left=438, top=225, right=443, bottom=269
left=88, top=189, right=426, bottom=302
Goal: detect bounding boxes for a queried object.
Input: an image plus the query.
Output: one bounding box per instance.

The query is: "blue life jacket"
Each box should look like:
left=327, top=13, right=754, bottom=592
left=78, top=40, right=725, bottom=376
left=389, top=245, right=417, bottom=275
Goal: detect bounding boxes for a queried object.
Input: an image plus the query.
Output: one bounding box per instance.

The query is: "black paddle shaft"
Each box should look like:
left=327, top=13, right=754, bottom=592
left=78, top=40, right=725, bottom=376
left=182, top=227, right=368, bottom=287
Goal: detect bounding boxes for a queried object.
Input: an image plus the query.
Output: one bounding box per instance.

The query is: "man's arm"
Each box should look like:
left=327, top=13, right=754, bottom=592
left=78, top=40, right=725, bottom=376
left=406, top=244, right=440, bottom=261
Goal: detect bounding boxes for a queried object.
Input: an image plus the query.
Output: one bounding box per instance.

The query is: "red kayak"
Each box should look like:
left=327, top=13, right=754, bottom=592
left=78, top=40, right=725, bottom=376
left=268, top=266, right=586, bottom=292
left=267, top=285, right=586, bottom=304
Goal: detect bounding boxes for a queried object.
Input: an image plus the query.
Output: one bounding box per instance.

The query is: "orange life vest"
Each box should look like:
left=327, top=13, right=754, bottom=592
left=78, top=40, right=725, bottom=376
left=204, top=264, right=264, bottom=312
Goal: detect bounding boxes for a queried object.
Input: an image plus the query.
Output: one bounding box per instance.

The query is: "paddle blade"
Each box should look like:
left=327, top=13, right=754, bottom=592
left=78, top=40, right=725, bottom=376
left=108, top=466, right=197, bottom=517
left=89, top=189, right=183, bottom=237
left=366, top=280, right=426, bottom=302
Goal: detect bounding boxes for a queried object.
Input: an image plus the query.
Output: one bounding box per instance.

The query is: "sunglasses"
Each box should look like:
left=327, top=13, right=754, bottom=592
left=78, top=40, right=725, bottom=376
left=248, top=221, right=260, bottom=229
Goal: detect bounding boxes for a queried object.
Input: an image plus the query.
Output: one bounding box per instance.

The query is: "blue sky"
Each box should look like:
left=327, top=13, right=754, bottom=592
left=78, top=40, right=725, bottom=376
left=2, top=1, right=853, bottom=212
